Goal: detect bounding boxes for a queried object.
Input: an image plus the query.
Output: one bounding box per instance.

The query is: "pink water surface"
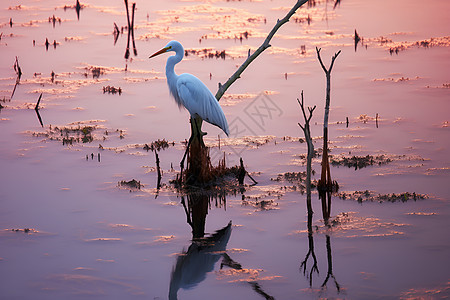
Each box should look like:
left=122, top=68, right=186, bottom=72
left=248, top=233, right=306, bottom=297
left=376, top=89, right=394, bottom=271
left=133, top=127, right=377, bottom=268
left=1, top=0, right=449, bottom=299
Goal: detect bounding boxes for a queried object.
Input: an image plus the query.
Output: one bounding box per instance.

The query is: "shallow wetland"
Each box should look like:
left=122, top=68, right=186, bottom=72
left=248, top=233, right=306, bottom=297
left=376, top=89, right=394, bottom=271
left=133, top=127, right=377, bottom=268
left=1, top=0, right=449, bottom=299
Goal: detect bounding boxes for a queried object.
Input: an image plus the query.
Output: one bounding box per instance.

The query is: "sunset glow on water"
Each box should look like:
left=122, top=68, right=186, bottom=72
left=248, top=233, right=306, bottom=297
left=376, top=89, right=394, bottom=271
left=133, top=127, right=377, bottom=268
left=1, top=0, right=449, bottom=299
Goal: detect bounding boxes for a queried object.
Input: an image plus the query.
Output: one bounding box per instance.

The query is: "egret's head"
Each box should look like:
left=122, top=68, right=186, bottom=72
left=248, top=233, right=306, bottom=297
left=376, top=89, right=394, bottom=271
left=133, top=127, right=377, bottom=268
left=149, top=40, right=183, bottom=58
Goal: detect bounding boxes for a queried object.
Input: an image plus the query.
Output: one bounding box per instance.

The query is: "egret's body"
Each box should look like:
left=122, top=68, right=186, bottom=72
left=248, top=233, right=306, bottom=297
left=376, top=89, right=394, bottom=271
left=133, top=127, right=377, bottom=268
left=150, top=40, right=229, bottom=136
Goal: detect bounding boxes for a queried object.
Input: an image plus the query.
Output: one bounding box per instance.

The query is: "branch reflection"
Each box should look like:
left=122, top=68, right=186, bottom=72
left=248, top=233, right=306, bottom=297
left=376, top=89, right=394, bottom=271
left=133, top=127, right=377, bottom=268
left=300, top=188, right=341, bottom=293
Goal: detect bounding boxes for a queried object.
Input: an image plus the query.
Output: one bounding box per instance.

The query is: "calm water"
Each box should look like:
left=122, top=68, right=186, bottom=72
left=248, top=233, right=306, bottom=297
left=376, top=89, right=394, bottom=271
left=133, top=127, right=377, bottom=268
left=1, top=0, right=449, bottom=299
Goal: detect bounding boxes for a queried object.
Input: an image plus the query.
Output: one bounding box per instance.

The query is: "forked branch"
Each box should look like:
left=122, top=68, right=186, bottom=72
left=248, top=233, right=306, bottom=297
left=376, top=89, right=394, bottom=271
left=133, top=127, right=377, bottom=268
left=316, top=47, right=341, bottom=74
left=297, top=91, right=316, bottom=132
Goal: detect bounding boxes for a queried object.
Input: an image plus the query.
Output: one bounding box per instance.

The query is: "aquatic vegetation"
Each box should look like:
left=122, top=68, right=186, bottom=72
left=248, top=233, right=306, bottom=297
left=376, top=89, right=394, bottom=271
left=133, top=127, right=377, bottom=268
left=272, top=171, right=307, bottom=183
left=330, top=154, right=393, bottom=169
left=143, top=139, right=171, bottom=152
left=28, top=120, right=125, bottom=146
left=118, top=179, right=141, bottom=190
left=84, top=66, right=105, bottom=79
left=241, top=198, right=279, bottom=211
left=184, top=48, right=228, bottom=59
left=102, top=85, right=122, bottom=95
left=336, top=190, right=428, bottom=203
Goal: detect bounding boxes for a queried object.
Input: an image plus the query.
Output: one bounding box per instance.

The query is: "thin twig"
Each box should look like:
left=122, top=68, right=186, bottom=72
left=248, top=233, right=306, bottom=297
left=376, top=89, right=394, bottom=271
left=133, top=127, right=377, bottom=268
left=35, top=93, right=42, bottom=111
left=11, top=57, right=22, bottom=100
left=113, top=22, right=120, bottom=45
left=35, top=93, right=44, bottom=127
left=155, top=150, right=162, bottom=189
left=131, top=3, right=137, bottom=56
left=124, top=0, right=131, bottom=59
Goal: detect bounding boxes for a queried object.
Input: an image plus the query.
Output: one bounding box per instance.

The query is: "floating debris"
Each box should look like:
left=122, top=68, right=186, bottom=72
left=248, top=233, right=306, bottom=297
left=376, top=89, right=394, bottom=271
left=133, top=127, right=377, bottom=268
left=10, top=228, right=34, bottom=233
left=373, top=76, right=420, bottom=83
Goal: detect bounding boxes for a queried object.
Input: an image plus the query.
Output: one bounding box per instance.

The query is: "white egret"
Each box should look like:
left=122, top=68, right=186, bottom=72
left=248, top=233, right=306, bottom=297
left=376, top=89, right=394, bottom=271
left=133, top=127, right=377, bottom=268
left=149, top=40, right=229, bottom=136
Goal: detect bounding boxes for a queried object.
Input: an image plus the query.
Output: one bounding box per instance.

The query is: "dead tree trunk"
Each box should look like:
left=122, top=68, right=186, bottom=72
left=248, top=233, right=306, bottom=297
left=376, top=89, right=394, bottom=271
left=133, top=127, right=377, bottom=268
left=297, top=91, right=316, bottom=215
left=184, top=116, right=211, bottom=186
left=316, top=47, right=340, bottom=191
left=316, top=47, right=340, bottom=224
left=298, top=91, right=319, bottom=285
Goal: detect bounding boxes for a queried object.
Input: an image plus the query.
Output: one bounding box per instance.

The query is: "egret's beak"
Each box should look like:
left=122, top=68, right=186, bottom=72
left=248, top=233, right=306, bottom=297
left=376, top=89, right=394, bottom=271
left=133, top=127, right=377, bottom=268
left=149, top=46, right=171, bottom=58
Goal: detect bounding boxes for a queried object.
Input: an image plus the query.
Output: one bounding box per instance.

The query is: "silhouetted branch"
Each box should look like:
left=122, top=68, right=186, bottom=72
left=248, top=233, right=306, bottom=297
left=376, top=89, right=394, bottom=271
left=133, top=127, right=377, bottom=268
left=248, top=282, right=275, bottom=300
left=220, top=253, right=242, bottom=270
left=34, top=93, right=42, bottom=110
left=215, top=0, right=309, bottom=101
left=131, top=3, right=137, bottom=56
left=297, top=91, right=315, bottom=213
left=354, top=29, right=361, bottom=52
left=124, top=0, right=131, bottom=59
left=75, top=0, right=81, bottom=20
left=113, top=22, right=120, bottom=45
left=11, top=56, right=22, bottom=99
left=298, top=91, right=319, bottom=286
left=124, top=0, right=137, bottom=59
left=35, top=93, right=44, bottom=127
left=333, top=0, right=341, bottom=10
left=155, top=150, right=162, bottom=189
left=180, top=196, right=193, bottom=227
left=321, top=234, right=341, bottom=292
left=238, top=157, right=258, bottom=185
left=300, top=213, right=319, bottom=286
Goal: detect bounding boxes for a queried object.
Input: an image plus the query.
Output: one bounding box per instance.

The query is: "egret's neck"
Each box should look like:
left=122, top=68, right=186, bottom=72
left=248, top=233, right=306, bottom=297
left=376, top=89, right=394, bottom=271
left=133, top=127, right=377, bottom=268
left=165, top=48, right=184, bottom=104
left=165, top=50, right=183, bottom=83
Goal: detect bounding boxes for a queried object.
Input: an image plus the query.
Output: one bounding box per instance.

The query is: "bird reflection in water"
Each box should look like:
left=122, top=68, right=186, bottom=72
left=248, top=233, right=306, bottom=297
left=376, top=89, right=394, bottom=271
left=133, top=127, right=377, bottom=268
left=169, top=193, right=231, bottom=300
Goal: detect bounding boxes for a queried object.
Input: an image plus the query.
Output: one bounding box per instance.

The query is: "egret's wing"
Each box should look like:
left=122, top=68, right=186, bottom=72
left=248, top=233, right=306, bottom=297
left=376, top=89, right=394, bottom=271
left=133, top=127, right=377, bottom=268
left=177, top=74, right=229, bottom=136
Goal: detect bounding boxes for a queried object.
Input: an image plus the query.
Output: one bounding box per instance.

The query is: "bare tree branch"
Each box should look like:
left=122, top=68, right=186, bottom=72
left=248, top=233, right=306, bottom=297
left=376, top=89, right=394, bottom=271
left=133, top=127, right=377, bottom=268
left=316, top=47, right=328, bottom=73
left=328, top=50, right=341, bottom=73
left=215, top=0, right=309, bottom=101
left=316, top=47, right=341, bottom=74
